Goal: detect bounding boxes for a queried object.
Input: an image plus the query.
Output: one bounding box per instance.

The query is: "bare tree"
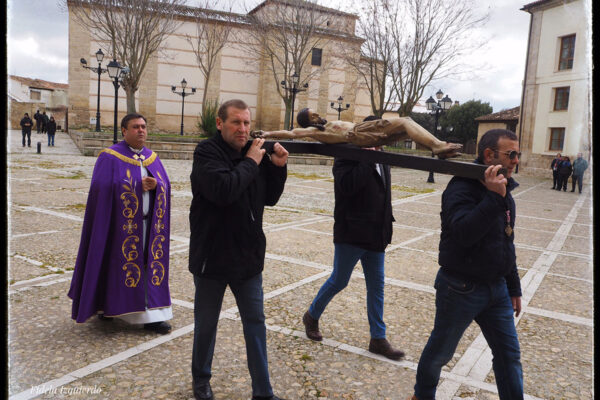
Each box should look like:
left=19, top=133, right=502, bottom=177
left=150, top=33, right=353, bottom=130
left=390, top=0, right=488, bottom=116
left=244, top=0, right=343, bottom=129
left=67, top=0, right=186, bottom=113
left=344, top=0, right=397, bottom=118
left=349, top=0, right=487, bottom=117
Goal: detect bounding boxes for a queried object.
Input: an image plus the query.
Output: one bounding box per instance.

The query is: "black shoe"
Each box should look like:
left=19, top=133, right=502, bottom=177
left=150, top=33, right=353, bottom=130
left=98, top=314, right=113, bottom=321
left=570, top=190, right=575, bottom=192
left=144, top=321, right=171, bottom=334
left=252, top=396, right=286, bottom=400
left=193, top=382, right=214, bottom=400
left=551, top=186, right=555, bottom=189
left=368, top=338, right=405, bottom=361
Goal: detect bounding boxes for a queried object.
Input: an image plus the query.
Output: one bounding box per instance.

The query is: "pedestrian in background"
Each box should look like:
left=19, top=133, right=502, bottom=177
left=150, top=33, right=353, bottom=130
left=571, top=153, right=588, bottom=194
left=550, top=153, right=561, bottom=189
left=557, top=156, right=572, bottom=192
left=47, top=116, right=57, bottom=147
left=20, top=113, right=33, bottom=147
left=41, top=111, right=49, bottom=134
left=34, top=110, right=42, bottom=134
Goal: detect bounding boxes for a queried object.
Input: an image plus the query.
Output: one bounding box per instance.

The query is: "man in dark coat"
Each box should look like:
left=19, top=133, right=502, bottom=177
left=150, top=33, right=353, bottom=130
left=189, top=99, right=289, bottom=400
left=301, top=116, right=404, bottom=361
left=41, top=111, right=49, bottom=134
left=20, top=113, right=33, bottom=147
left=34, top=110, right=42, bottom=133
left=411, top=129, right=523, bottom=400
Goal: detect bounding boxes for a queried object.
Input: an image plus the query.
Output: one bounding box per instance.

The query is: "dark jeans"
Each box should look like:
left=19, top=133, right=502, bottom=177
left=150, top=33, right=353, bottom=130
left=48, top=133, right=55, bottom=146
left=22, top=131, right=31, bottom=146
left=192, top=273, right=273, bottom=397
left=571, top=174, right=583, bottom=193
left=558, top=174, right=569, bottom=191
left=552, top=170, right=558, bottom=188
left=414, top=269, right=523, bottom=400
left=308, top=243, right=386, bottom=338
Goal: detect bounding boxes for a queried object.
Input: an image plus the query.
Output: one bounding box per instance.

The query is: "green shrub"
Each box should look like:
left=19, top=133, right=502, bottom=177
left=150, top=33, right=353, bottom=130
left=199, top=99, right=219, bottom=137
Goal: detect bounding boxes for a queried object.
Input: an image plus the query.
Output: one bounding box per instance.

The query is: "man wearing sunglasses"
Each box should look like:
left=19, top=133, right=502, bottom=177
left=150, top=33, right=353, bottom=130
left=411, top=129, right=523, bottom=400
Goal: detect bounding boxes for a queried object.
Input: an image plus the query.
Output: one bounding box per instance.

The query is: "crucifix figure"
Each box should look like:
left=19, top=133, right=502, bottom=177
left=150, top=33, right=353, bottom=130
left=251, top=108, right=462, bottom=158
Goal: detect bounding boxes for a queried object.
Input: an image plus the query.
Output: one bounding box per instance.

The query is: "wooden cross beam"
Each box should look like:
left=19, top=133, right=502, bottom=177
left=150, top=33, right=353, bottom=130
left=260, top=140, right=506, bottom=181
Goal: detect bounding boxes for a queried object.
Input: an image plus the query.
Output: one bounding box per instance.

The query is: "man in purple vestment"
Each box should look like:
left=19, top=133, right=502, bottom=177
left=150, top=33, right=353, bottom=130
left=68, top=113, right=172, bottom=334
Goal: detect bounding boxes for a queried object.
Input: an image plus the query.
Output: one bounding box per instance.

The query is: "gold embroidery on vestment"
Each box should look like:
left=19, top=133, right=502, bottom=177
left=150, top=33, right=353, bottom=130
left=99, top=148, right=157, bottom=166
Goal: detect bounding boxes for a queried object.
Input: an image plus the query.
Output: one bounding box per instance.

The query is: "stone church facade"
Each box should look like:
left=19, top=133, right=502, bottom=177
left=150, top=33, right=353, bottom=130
left=68, top=0, right=373, bottom=134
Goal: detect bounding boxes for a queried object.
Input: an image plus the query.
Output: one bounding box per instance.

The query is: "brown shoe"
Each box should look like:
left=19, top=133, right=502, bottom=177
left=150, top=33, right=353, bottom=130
left=368, top=338, right=405, bottom=361
left=302, top=311, right=323, bottom=341
left=408, top=396, right=419, bottom=400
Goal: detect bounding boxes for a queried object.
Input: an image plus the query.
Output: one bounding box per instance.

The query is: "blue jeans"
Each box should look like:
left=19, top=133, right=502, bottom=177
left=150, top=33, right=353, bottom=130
left=192, top=273, right=273, bottom=397
left=47, top=133, right=55, bottom=146
left=308, top=243, right=386, bottom=339
left=414, top=269, right=523, bottom=400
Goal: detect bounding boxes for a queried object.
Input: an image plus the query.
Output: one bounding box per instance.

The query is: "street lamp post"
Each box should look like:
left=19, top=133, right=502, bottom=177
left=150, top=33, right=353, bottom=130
left=80, top=49, right=107, bottom=132
left=330, top=96, right=350, bottom=120
left=425, top=89, right=453, bottom=183
left=107, top=59, right=129, bottom=144
left=171, top=79, right=196, bottom=136
left=281, top=72, right=308, bottom=129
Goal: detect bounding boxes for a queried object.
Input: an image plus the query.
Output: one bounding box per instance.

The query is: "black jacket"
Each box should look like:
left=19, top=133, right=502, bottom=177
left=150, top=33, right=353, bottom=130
left=188, top=133, right=287, bottom=280
left=332, top=154, right=394, bottom=252
left=47, top=120, right=57, bottom=135
left=438, top=167, right=521, bottom=297
left=558, top=160, right=572, bottom=177
left=20, top=116, right=33, bottom=132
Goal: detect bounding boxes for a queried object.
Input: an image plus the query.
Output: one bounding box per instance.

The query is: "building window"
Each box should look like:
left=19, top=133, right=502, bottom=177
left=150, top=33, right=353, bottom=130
left=558, top=34, right=575, bottom=70
left=549, top=128, right=565, bottom=151
left=30, top=90, right=41, bottom=101
left=311, top=48, right=322, bottom=66
left=404, top=140, right=413, bottom=149
left=553, top=87, right=570, bottom=110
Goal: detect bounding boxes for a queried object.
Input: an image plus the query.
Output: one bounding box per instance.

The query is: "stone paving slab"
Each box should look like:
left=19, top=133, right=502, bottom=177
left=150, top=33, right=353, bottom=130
left=8, top=279, right=193, bottom=396
left=549, top=254, right=592, bottom=280
left=495, top=314, right=593, bottom=400
left=6, top=130, right=594, bottom=399
left=527, top=275, right=593, bottom=319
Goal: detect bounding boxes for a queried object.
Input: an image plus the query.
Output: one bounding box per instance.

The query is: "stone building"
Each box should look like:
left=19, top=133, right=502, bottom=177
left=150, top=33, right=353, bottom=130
left=518, top=0, right=591, bottom=174
left=68, top=0, right=373, bottom=133
left=475, top=106, right=520, bottom=143
left=8, top=75, right=68, bottom=131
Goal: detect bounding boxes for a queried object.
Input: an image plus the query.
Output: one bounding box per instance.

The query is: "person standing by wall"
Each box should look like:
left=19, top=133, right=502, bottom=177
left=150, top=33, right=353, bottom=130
left=47, top=116, right=57, bottom=147
left=41, top=111, right=49, bottom=134
left=34, top=110, right=42, bottom=134
left=20, top=113, right=33, bottom=147
left=557, top=156, right=572, bottom=192
left=570, top=153, right=588, bottom=193
left=550, top=153, right=561, bottom=189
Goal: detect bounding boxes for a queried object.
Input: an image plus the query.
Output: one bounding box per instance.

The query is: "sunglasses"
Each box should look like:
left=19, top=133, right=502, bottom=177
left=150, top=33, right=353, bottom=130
left=494, top=149, right=521, bottom=160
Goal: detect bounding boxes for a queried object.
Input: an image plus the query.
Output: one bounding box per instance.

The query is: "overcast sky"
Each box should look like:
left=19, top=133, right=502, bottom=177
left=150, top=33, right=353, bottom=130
left=7, top=0, right=533, bottom=112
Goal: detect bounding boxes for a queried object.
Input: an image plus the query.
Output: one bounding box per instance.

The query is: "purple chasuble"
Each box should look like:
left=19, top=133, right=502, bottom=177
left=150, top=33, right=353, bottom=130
left=68, top=141, right=171, bottom=323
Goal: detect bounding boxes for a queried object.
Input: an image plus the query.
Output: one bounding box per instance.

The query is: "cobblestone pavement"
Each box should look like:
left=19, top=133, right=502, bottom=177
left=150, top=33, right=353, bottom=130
left=7, top=130, right=593, bottom=399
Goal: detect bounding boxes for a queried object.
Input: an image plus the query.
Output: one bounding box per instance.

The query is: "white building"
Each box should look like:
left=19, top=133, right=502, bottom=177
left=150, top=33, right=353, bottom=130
left=518, top=0, right=592, bottom=173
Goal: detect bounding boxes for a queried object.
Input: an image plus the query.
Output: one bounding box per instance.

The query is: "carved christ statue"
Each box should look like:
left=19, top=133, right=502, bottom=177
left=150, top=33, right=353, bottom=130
left=251, top=108, right=462, bottom=158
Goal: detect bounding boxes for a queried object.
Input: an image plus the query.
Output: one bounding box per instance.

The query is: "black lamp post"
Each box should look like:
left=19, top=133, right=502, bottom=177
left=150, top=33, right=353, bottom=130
left=425, top=89, right=453, bottom=183
left=281, top=72, right=308, bottom=129
left=80, top=49, right=107, bottom=132
left=172, top=78, right=196, bottom=136
left=107, top=59, right=129, bottom=144
left=330, top=96, right=350, bottom=120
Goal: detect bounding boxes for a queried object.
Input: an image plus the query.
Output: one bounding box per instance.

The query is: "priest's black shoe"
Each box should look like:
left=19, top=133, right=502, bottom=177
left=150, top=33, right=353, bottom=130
left=252, top=396, right=286, bottom=400
left=143, top=321, right=171, bottom=334
left=97, top=314, right=113, bottom=321
left=193, top=382, right=214, bottom=400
